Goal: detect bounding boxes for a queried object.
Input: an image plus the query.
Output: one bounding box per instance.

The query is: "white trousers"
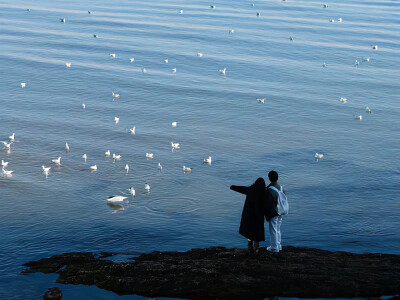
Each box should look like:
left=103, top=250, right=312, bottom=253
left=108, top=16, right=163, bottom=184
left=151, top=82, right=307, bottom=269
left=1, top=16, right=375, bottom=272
left=268, top=215, right=283, bottom=251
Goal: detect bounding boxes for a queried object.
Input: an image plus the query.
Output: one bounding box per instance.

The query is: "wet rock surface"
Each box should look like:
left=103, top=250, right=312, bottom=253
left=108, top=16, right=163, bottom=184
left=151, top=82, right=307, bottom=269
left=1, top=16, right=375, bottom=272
left=23, top=246, right=400, bottom=298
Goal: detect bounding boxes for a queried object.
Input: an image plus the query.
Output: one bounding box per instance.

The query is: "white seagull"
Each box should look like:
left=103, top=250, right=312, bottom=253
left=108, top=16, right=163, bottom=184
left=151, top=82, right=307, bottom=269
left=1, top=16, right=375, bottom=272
left=21, top=82, right=26, bottom=88
left=52, top=156, right=61, bottom=165
left=107, top=195, right=127, bottom=202
left=258, top=98, right=266, bottom=103
left=88, top=11, right=92, bottom=14
left=128, top=187, right=136, bottom=196
left=145, top=183, right=150, bottom=192
left=158, top=162, right=162, bottom=171
left=125, top=164, right=129, bottom=173
left=171, top=142, right=180, bottom=150
left=179, top=10, right=183, bottom=14
left=9, top=133, right=15, bottom=141
left=172, top=68, right=177, bottom=73
left=340, top=97, right=347, bottom=103
left=323, top=4, right=328, bottom=8
left=219, top=68, right=226, bottom=76
left=229, top=29, right=235, bottom=34
left=338, top=18, right=342, bottom=22
left=322, top=63, right=327, bottom=67
left=130, top=58, right=135, bottom=63
left=82, top=103, right=86, bottom=109
left=42, top=165, right=51, bottom=173
left=2, top=141, right=12, bottom=150
left=146, top=153, right=154, bottom=159
left=105, top=150, right=111, bottom=157
left=197, top=53, right=203, bottom=57
left=203, top=156, right=212, bottom=164
left=1, top=160, right=8, bottom=168
left=329, top=19, right=335, bottom=23
left=164, top=59, right=169, bottom=64
left=142, top=68, right=147, bottom=73
left=90, top=165, right=97, bottom=171
left=115, top=117, right=119, bottom=124
left=372, top=45, right=378, bottom=50
left=315, top=153, right=324, bottom=160
left=65, top=142, right=69, bottom=151
left=61, top=18, right=66, bottom=23
left=112, top=92, right=120, bottom=99
left=129, top=126, right=136, bottom=135
left=171, top=122, right=177, bottom=127
left=183, top=165, right=192, bottom=173
left=65, top=62, right=71, bottom=68
left=2, top=169, right=13, bottom=176
left=355, top=115, right=363, bottom=120
left=366, top=107, right=372, bottom=114
left=110, top=53, right=116, bottom=58
left=82, top=153, right=87, bottom=163
left=113, top=153, right=122, bottom=160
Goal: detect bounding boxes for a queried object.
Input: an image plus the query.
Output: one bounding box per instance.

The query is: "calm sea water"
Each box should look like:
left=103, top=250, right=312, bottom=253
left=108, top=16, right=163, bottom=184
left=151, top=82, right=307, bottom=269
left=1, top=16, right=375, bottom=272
left=0, top=0, right=399, bottom=298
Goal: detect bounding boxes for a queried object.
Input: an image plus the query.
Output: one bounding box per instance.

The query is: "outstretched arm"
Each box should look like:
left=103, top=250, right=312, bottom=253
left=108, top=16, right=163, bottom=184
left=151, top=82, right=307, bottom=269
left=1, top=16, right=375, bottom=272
left=230, top=185, right=250, bottom=195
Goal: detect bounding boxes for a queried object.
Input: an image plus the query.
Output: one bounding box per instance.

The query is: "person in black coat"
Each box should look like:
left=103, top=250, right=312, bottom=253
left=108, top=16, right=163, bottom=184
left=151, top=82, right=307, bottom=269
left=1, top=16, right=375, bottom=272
left=230, top=177, right=267, bottom=250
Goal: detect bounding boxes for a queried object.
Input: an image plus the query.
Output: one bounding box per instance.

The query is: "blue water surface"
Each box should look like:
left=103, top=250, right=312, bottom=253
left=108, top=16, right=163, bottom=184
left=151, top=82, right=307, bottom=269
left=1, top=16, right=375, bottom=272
left=0, top=0, right=399, bottom=299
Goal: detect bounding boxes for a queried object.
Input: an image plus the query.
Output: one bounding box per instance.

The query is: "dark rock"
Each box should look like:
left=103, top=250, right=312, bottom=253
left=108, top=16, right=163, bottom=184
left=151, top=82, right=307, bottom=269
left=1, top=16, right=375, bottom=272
left=43, top=287, right=62, bottom=300
left=23, top=246, right=400, bottom=298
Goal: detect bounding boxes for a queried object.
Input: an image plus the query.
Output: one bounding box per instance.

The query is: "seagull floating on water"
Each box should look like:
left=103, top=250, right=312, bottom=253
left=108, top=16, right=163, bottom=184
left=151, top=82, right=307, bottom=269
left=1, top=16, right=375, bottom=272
left=329, top=19, right=335, bottom=23
left=172, top=68, right=177, bottom=73
left=315, top=153, right=324, bottom=160
left=65, top=142, right=69, bottom=151
left=183, top=165, right=192, bottom=173
left=256, top=12, right=260, bottom=17
left=322, top=63, right=327, bottom=67
left=82, top=153, right=87, bottom=163
left=289, top=36, right=294, bottom=41
left=60, top=18, right=66, bottom=23
left=110, top=53, right=116, bottom=58
left=340, top=97, right=347, bottom=103
left=258, top=98, right=266, bottom=103
left=355, top=115, right=362, bottom=120
left=145, top=183, right=151, bottom=192
left=2, top=141, right=12, bottom=150
left=107, top=195, right=127, bottom=202
left=179, top=10, right=183, bottom=14
left=171, top=142, right=180, bottom=150
left=203, top=156, right=212, bottom=164
left=219, top=68, right=226, bottom=76
left=65, top=62, right=71, bottom=68
left=93, top=34, right=98, bottom=38
left=115, top=117, right=119, bottom=124
left=372, top=45, right=378, bottom=50
left=82, top=103, right=86, bottom=109
left=90, top=165, right=97, bottom=171
left=164, top=59, right=168, bottom=64
left=129, top=126, right=136, bottom=135
left=112, top=92, right=120, bottom=99
left=355, top=60, right=360, bottom=67
left=338, top=18, right=342, bottom=22
left=125, top=164, right=129, bottom=173
left=105, top=150, right=111, bottom=157
left=210, top=5, right=216, bottom=9
left=113, top=153, right=122, bottom=160
left=1, top=160, right=8, bottom=168
left=197, top=53, right=203, bottom=57
left=146, top=153, right=154, bottom=159
left=9, top=133, right=15, bottom=141
left=21, top=82, right=26, bottom=88
left=323, top=4, right=328, bottom=8
left=42, top=165, right=51, bottom=173
left=130, top=58, right=135, bottom=63
left=142, top=68, right=147, bottom=73
left=171, top=122, right=177, bottom=127
left=2, top=169, right=13, bottom=176
left=366, top=107, right=372, bottom=114
left=158, top=162, right=162, bottom=171
left=229, top=29, right=235, bottom=34
left=129, top=187, right=136, bottom=196
left=52, top=156, right=61, bottom=165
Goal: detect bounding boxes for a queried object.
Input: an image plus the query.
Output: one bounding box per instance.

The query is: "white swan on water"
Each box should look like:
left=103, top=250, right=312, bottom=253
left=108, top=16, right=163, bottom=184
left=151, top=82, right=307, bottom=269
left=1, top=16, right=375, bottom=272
left=107, top=195, right=127, bottom=202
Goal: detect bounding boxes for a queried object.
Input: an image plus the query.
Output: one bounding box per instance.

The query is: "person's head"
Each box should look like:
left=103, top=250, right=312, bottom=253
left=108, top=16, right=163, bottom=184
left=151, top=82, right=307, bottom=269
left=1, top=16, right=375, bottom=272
left=268, top=170, right=279, bottom=183
left=252, top=177, right=266, bottom=189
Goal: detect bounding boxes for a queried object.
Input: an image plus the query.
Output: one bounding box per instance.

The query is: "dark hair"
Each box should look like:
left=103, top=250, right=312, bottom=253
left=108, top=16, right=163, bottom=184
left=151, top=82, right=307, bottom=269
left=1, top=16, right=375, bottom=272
left=268, top=170, right=278, bottom=183
left=252, top=177, right=266, bottom=189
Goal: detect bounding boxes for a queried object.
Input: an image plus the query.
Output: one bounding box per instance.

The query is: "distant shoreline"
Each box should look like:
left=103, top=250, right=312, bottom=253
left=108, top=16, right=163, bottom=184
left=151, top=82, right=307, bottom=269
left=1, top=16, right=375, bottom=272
left=22, top=246, right=400, bottom=298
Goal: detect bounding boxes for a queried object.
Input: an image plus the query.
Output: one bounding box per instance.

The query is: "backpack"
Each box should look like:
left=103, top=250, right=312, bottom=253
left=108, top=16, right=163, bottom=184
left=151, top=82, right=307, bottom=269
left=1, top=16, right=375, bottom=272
left=269, top=186, right=289, bottom=215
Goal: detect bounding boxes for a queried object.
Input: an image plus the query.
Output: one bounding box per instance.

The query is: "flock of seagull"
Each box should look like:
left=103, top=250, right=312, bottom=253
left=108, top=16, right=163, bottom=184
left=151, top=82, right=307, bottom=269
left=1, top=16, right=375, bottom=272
left=2, top=2, right=379, bottom=204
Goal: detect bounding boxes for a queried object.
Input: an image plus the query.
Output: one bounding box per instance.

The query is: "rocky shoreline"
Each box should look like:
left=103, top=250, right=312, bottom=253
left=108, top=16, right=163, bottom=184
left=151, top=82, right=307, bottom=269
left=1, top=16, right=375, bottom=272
left=22, top=246, right=400, bottom=298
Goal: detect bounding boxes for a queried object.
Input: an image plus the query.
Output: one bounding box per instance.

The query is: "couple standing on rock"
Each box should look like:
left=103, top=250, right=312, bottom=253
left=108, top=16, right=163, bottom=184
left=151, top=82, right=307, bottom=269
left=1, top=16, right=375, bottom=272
left=230, top=170, right=287, bottom=253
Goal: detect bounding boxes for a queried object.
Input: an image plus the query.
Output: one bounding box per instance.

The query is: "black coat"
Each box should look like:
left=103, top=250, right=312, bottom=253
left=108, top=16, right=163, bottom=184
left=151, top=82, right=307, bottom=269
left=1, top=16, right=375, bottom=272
left=230, top=185, right=266, bottom=241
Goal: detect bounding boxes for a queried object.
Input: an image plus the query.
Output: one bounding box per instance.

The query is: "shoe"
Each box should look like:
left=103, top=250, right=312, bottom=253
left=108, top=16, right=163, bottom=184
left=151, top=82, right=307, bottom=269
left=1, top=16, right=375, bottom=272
left=266, top=246, right=279, bottom=253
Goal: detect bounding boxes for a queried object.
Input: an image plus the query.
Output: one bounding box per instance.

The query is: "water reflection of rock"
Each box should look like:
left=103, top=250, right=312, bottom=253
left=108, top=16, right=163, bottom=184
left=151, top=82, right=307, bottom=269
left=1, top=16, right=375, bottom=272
left=107, top=202, right=127, bottom=213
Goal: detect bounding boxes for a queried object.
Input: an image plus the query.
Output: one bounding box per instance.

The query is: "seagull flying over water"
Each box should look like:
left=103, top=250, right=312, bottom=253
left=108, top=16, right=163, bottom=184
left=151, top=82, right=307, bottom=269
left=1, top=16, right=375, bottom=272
left=129, top=126, right=136, bottom=135
left=1, top=160, right=8, bottom=168
left=1, top=141, right=12, bottom=149
left=42, top=165, right=51, bottom=173
left=2, top=168, right=13, bottom=176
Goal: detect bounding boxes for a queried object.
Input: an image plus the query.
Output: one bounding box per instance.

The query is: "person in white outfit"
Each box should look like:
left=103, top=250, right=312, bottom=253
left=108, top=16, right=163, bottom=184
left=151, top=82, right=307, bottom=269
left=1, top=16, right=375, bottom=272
left=264, top=170, right=285, bottom=253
